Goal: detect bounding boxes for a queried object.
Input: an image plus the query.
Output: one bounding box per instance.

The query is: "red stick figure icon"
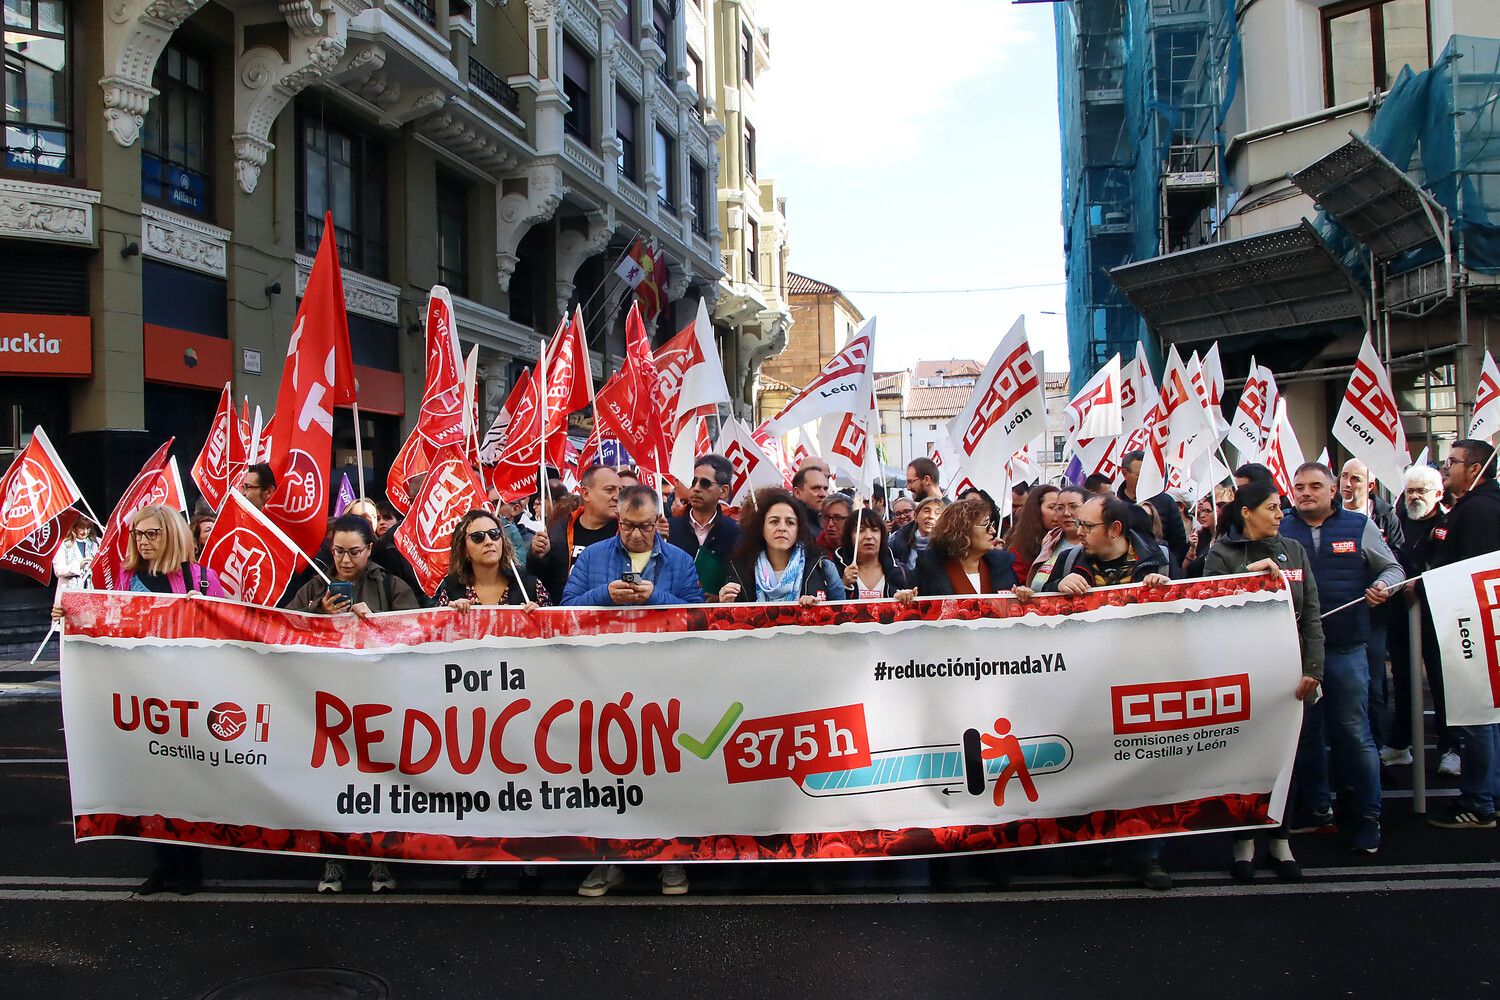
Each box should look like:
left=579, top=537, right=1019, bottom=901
left=980, top=717, right=1038, bottom=808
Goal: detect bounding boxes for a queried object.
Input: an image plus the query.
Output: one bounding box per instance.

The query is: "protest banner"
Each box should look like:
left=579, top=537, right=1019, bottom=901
left=60, top=574, right=1301, bottom=864
left=1425, top=551, right=1500, bottom=726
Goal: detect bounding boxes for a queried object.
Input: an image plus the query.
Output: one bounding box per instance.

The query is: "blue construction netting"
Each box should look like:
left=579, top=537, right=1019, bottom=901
left=1320, top=35, right=1500, bottom=277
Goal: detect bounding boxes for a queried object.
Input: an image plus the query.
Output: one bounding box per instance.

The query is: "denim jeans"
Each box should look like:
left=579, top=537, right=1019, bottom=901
left=1295, top=646, right=1382, bottom=821
left=1365, top=619, right=1389, bottom=747
left=1458, top=724, right=1500, bottom=815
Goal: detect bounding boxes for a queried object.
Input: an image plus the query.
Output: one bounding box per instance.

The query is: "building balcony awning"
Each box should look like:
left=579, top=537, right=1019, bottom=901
left=1107, top=221, right=1366, bottom=345
left=1288, top=133, right=1446, bottom=262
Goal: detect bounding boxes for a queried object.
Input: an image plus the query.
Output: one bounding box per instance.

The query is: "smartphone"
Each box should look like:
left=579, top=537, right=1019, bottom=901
left=620, top=572, right=639, bottom=585
left=328, top=580, right=356, bottom=606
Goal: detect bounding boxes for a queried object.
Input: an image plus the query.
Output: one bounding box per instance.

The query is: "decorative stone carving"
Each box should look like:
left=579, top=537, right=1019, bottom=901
left=555, top=206, right=616, bottom=316
left=295, top=252, right=400, bottom=322
left=99, top=0, right=210, bottom=146
left=232, top=0, right=369, bottom=193
left=141, top=205, right=229, bottom=276
left=663, top=264, right=691, bottom=303
left=418, top=112, right=519, bottom=173
left=526, top=0, right=562, bottom=24
left=741, top=311, right=790, bottom=404
left=0, top=179, right=100, bottom=246
left=495, top=161, right=568, bottom=287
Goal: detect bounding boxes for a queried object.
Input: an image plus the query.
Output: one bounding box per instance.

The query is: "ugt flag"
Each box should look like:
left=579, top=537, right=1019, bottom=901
left=394, top=447, right=488, bottom=597
left=200, top=488, right=309, bottom=607
left=91, top=442, right=185, bottom=591
left=0, top=427, right=82, bottom=563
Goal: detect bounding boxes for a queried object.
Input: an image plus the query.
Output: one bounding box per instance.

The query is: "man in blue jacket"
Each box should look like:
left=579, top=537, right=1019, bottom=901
left=1281, top=461, right=1404, bottom=854
left=562, top=485, right=704, bottom=607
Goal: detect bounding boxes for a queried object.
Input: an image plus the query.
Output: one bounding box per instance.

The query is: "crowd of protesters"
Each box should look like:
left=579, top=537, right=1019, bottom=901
left=52, top=438, right=1500, bottom=899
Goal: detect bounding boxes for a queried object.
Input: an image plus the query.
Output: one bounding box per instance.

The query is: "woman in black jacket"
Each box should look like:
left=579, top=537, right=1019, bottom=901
left=834, top=507, right=915, bottom=601
left=435, top=509, right=548, bottom=611
left=913, top=495, right=1018, bottom=596
left=719, top=488, right=846, bottom=604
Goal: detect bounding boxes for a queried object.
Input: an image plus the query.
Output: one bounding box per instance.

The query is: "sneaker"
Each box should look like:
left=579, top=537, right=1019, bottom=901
left=1288, top=809, right=1336, bottom=835
left=659, top=864, right=689, bottom=896
left=317, top=860, right=345, bottom=894
left=577, top=864, right=624, bottom=897
left=369, top=862, right=397, bottom=893
left=459, top=865, right=485, bottom=894
left=1380, top=745, right=1413, bottom=766
left=1427, top=803, right=1498, bottom=829
left=1439, top=751, right=1462, bottom=777
left=1349, top=816, right=1380, bottom=854
left=1139, top=860, right=1173, bottom=891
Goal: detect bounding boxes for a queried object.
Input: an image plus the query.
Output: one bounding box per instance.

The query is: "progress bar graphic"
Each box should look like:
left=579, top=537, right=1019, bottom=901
left=797, top=732, right=1073, bottom=797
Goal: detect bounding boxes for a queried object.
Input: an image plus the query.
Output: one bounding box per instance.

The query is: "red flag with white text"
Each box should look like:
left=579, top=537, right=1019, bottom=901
left=394, top=447, right=489, bottom=596
left=200, top=488, right=309, bottom=607
left=191, top=383, right=236, bottom=511
left=89, top=439, right=177, bottom=590
left=0, top=507, right=81, bottom=584
left=491, top=366, right=544, bottom=502
left=0, top=427, right=82, bottom=564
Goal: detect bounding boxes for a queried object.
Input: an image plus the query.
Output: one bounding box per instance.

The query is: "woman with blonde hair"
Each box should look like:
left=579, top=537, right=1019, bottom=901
left=120, top=504, right=226, bottom=597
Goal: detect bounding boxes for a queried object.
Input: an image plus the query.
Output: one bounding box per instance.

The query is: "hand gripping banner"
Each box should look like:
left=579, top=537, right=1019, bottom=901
left=59, top=574, right=1302, bottom=864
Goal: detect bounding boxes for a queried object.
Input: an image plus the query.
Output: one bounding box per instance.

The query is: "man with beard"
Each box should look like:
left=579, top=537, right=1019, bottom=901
left=1383, top=464, right=1455, bottom=772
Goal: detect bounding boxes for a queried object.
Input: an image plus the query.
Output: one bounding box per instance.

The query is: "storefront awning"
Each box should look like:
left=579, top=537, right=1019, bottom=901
left=1107, top=221, right=1366, bottom=345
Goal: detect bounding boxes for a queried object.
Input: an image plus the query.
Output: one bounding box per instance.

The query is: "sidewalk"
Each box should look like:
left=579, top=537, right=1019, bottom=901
left=0, top=658, right=59, bottom=699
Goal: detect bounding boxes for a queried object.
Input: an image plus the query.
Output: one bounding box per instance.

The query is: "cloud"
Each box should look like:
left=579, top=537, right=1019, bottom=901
left=754, top=0, right=1033, bottom=167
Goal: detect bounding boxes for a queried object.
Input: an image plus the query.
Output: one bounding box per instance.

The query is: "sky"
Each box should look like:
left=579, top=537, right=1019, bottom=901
left=753, top=0, right=1069, bottom=374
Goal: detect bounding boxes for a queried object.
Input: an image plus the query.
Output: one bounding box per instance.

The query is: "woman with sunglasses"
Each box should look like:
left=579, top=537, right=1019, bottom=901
left=913, top=494, right=1018, bottom=596
left=436, top=509, right=547, bottom=611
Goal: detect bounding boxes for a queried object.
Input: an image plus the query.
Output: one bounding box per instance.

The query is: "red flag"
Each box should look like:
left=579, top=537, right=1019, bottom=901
left=394, top=447, right=488, bottom=596
left=200, top=488, right=308, bottom=607
left=543, top=309, right=594, bottom=468
left=415, top=287, right=466, bottom=453
left=0, top=508, right=81, bottom=584
left=490, top=366, right=544, bottom=502
left=593, top=368, right=670, bottom=478
left=89, top=439, right=176, bottom=590
left=191, top=383, right=236, bottom=511
left=263, top=212, right=356, bottom=558
left=575, top=422, right=603, bottom=480
left=0, top=427, right=83, bottom=563
left=694, top=415, right=713, bottom=456
left=386, top=428, right=429, bottom=517
left=613, top=238, right=670, bottom=320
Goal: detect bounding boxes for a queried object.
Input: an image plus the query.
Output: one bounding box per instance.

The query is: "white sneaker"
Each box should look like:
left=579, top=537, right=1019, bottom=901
left=577, top=864, right=624, bottom=897
left=317, top=860, right=344, bottom=893
left=1439, top=751, right=1462, bottom=777
left=1380, top=745, right=1413, bottom=766
left=369, top=862, right=397, bottom=893
left=659, top=864, right=689, bottom=895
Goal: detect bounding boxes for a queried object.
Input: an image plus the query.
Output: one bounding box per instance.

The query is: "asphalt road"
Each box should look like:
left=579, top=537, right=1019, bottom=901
left=3, top=690, right=1498, bottom=1000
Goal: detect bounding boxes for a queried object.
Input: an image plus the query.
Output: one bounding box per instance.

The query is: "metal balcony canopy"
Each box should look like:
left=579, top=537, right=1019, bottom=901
left=1289, top=133, right=1446, bottom=261
left=1108, top=221, right=1366, bottom=344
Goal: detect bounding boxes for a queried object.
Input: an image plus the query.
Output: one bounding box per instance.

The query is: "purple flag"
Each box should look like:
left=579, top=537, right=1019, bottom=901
left=333, top=473, right=356, bottom=517
left=1063, top=455, right=1084, bottom=486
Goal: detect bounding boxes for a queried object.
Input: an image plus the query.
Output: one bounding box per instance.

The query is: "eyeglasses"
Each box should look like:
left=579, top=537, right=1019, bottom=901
left=241, top=480, right=266, bottom=492
left=131, top=528, right=162, bottom=542
left=467, top=528, right=504, bottom=544
left=620, top=520, right=657, bottom=535
left=825, top=512, right=848, bottom=522
left=1071, top=518, right=1104, bottom=532
left=331, top=545, right=368, bottom=560
left=692, top=477, right=722, bottom=490
left=1442, top=457, right=1477, bottom=469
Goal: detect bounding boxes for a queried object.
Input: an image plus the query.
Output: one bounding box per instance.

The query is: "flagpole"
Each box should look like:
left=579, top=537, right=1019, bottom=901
left=352, top=402, right=366, bottom=501
left=29, top=621, right=57, bottom=664
left=537, top=338, right=548, bottom=525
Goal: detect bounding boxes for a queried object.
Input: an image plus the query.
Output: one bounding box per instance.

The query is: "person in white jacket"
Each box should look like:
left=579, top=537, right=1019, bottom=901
left=52, top=520, right=98, bottom=593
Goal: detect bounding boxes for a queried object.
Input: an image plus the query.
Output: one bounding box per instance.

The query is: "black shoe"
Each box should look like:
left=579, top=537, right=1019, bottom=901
left=1229, top=859, right=1255, bottom=882
left=459, top=865, right=485, bottom=894
left=176, top=870, right=201, bottom=896
left=1288, top=809, right=1336, bottom=835
left=136, top=872, right=167, bottom=896
left=517, top=865, right=543, bottom=893
left=1138, top=860, right=1172, bottom=891
left=1427, top=803, right=1498, bottom=830
left=1270, top=857, right=1302, bottom=882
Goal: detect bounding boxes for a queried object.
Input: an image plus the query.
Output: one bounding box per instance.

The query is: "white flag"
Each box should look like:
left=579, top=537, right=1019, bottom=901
left=1333, top=333, right=1409, bottom=488
left=1228, top=358, right=1273, bottom=461
left=1164, top=345, right=1218, bottom=471
left=714, top=416, right=784, bottom=504
left=658, top=300, right=732, bottom=483
left=1066, top=354, right=1123, bottom=444
left=1259, top=400, right=1306, bottom=497
left=946, top=317, right=1046, bottom=499
left=1426, top=550, right=1500, bottom=726
left=1119, top=343, right=1158, bottom=456
left=1200, top=342, right=1231, bottom=440
left=766, top=317, right=877, bottom=434
left=1469, top=350, right=1500, bottom=442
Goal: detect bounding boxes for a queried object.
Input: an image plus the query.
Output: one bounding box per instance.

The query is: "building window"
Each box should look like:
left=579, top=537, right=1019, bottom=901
left=436, top=174, right=468, bottom=297
left=1053, top=435, right=1066, bottom=463
left=651, top=3, right=672, bottom=85
left=615, top=90, right=637, bottom=182
left=297, top=111, right=387, bottom=278
left=1323, top=0, right=1429, bottom=107
left=654, top=128, right=674, bottom=210
left=562, top=34, right=592, bottom=145
left=741, top=25, right=754, bottom=87
left=614, top=0, right=633, bottom=44
left=3, top=0, right=69, bottom=175
left=687, top=49, right=704, bottom=116
left=142, top=43, right=210, bottom=216
left=745, top=221, right=759, bottom=282
left=743, top=121, right=756, bottom=179
left=689, top=159, right=707, bottom=238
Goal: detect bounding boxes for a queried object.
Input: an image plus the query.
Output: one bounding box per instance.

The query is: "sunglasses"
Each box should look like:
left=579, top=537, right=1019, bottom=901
left=693, top=477, right=723, bottom=490
left=467, top=528, right=504, bottom=544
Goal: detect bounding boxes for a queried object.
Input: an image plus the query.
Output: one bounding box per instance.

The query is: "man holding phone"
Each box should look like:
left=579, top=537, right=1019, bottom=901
left=561, top=486, right=703, bottom=607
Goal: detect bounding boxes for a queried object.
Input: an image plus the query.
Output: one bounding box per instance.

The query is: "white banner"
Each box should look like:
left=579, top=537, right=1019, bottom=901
left=1426, top=551, right=1500, bottom=726
left=60, top=576, right=1303, bottom=863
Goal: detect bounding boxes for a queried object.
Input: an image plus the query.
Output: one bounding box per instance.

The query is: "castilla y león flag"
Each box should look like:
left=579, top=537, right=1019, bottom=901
left=263, top=212, right=356, bottom=558
left=0, top=427, right=82, bottom=563
left=394, top=447, right=488, bottom=597
left=200, top=488, right=310, bottom=607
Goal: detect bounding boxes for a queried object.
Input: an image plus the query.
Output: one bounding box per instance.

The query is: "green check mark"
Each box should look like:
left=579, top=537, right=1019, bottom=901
left=677, top=701, right=744, bottom=760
